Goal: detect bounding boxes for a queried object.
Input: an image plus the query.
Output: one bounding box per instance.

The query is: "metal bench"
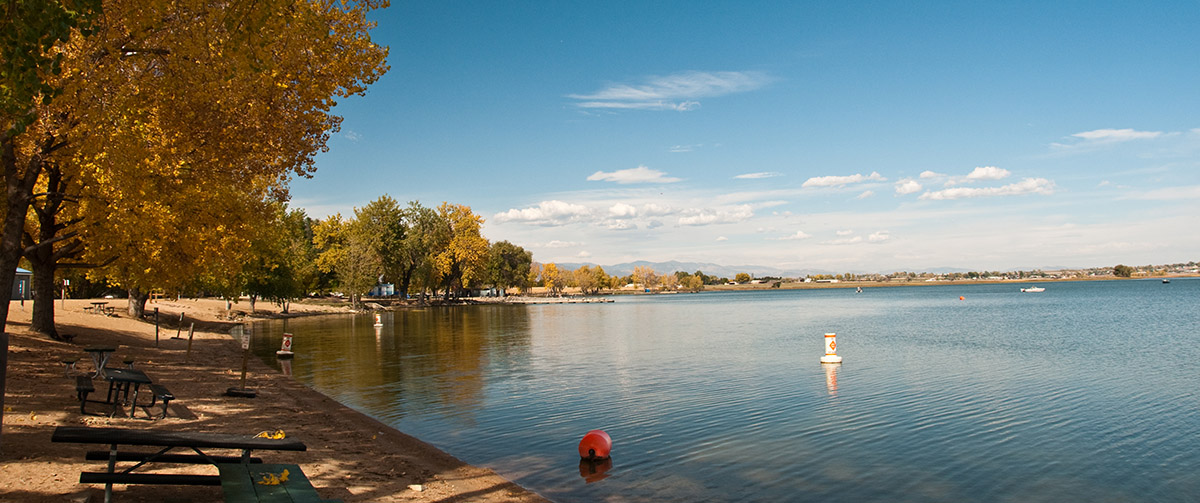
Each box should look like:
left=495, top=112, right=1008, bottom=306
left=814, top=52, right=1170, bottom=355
left=75, top=376, right=95, bottom=414
left=144, top=384, right=175, bottom=419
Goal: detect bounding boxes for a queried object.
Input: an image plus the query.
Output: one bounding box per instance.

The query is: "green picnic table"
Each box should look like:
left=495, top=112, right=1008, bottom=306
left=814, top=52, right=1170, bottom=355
left=217, top=463, right=341, bottom=503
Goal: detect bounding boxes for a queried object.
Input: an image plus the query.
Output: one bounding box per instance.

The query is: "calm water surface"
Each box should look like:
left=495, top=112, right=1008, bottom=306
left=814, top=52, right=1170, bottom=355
left=251, top=279, right=1200, bottom=502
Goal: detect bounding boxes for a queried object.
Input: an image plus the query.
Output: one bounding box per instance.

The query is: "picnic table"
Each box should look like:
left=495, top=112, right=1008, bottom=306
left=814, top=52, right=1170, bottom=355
left=52, top=426, right=308, bottom=503
left=90, top=301, right=114, bottom=315
left=83, top=346, right=118, bottom=378
left=103, top=368, right=153, bottom=411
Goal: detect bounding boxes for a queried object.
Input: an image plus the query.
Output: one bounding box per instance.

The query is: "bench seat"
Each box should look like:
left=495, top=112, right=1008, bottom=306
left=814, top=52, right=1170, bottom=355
left=145, top=384, right=175, bottom=419
left=85, top=450, right=263, bottom=464
left=75, top=376, right=95, bottom=414
left=80, top=472, right=220, bottom=486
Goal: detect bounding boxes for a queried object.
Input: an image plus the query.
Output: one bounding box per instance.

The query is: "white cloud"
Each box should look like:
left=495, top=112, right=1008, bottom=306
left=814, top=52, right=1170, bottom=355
left=543, top=240, right=580, bottom=248
left=919, top=170, right=943, bottom=179
left=1051, top=128, right=1164, bottom=149
left=677, top=205, right=754, bottom=226
left=868, top=231, right=890, bottom=243
left=966, top=166, right=1011, bottom=181
left=778, top=230, right=812, bottom=240
left=1071, top=128, right=1163, bottom=142
left=640, top=203, right=674, bottom=216
left=577, top=251, right=592, bottom=258
left=493, top=200, right=591, bottom=225
left=569, top=70, right=772, bottom=111
left=715, top=236, right=729, bottom=242
left=824, top=236, right=863, bottom=245
left=670, top=144, right=702, bottom=153
left=895, top=179, right=922, bottom=195
left=588, top=165, right=682, bottom=184
left=836, top=229, right=854, bottom=236
left=342, top=130, right=362, bottom=142
left=856, top=190, right=875, bottom=199
left=802, top=171, right=886, bottom=188
left=734, top=172, right=782, bottom=179
left=608, top=203, right=638, bottom=218
left=919, top=177, right=1056, bottom=200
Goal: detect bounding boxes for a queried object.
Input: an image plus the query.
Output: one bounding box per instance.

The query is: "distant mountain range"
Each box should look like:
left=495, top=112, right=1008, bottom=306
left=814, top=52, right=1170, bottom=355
left=545, top=260, right=1093, bottom=278
left=549, top=260, right=829, bottom=279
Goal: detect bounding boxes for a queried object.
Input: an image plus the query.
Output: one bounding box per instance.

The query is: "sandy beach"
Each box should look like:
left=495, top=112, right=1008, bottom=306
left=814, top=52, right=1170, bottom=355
left=0, top=298, right=549, bottom=503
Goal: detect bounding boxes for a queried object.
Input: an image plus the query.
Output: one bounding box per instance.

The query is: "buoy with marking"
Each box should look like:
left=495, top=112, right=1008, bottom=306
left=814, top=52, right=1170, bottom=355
left=959, top=296, right=965, bottom=301
left=578, top=429, right=612, bottom=460
left=820, top=332, right=842, bottom=364
left=374, top=313, right=383, bottom=327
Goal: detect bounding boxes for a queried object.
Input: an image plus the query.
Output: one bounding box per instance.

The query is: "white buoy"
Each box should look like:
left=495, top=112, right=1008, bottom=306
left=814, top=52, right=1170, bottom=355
left=374, top=313, right=383, bottom=327
left=820, top=332, right=842, bottom=364
left=276, top=333, right=294, bottom=357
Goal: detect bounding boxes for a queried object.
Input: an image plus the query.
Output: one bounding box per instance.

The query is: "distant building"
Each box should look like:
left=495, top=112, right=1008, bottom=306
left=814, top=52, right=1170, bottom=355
left=12, top=268, right=31, bottom=300
left=368, top=283, right=395, bottom=297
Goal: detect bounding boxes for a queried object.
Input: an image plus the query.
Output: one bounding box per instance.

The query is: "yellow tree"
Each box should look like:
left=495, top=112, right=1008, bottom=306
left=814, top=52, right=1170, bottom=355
left=22, top=0, right=388, bottom=318
left=542, top=263, right=563, bottom=296
left=632, top=265, right=657, bottom=290
left=432, top=203, right=489, bottom=298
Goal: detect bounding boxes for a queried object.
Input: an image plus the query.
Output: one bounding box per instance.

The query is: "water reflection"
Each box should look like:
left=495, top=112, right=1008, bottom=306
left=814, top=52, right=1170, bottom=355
left=578, top=458, right=612, bottom=484
left=823, top=363, right=840, bottom=396
left=253, top=306, right=535, bottom=421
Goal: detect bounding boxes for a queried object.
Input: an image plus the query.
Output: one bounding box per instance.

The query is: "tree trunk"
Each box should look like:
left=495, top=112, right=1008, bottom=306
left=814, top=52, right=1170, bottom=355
left=249, top=295, right=257, bottom=313
left=127, top=288, right=149, bottom=318
left=29, top=259, right=59, bottom=339
left=0, top=132, right=45, bottom=451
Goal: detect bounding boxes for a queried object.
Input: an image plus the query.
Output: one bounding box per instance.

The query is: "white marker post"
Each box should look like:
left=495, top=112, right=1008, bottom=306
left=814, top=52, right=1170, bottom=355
left=820, top=332, right=842, bottom=364
left=374, top=313, right=383, bottom=327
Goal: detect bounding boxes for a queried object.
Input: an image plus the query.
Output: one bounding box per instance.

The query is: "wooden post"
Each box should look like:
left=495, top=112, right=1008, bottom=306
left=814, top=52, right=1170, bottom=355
left=239, top=326, right=250, bottom=389
left=185, top=322, right=195, bottom=361
left=154, top=308, right=160, bottom=348
left=173, top=312, right=185, bottom=339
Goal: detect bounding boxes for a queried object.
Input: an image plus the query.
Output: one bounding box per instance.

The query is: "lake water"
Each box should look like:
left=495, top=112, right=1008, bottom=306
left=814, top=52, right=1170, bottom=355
left=250, top=279, right=1200, bottom=502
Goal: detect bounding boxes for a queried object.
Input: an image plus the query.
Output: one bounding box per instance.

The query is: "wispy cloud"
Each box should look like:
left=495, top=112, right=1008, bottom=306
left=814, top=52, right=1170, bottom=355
left=735, top=172, right=783, bottom=179
left=919, top=178, right=1055, bottom=200
left=569, top=70, right=772, bottom=111
left=715, top=236, right=728, bottom=242
left=1051, top=128, right=1164, bottom=149
left=670, top=144, right=703, bottom=153
left=588, top=165, right=682, bottom=184
left=543, top=240, right=582, bottom=248
left=802, top=171, right=886, bottom=188
left=342, top=130, right=362, bottom=142
left=678, top=205, right=754, bottom=226
left=869, top=231, right=890, bottom=243
left=1119, top=184, right=1200, bottom=201
left=778, top=230, right=811, bottom=240
left=493, top=200, right=592, bottom=225
left=856, top=190, right=875, bottom=199
left=836, top=229, right=854, bottom=236
left=920, top=170, right=944, bottom=179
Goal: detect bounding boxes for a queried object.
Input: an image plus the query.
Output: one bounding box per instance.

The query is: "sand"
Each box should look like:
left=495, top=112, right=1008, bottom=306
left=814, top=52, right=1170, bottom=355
left=0, top=298, right=549, bottom=503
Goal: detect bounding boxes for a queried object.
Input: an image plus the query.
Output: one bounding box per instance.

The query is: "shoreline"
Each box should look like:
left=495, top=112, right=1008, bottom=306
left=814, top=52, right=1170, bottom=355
left=0, top=298, right=549, bottom=502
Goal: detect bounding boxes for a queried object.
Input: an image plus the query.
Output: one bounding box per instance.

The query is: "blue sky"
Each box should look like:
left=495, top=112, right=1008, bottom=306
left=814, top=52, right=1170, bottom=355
left=292, top=1, right=1200, bottom=273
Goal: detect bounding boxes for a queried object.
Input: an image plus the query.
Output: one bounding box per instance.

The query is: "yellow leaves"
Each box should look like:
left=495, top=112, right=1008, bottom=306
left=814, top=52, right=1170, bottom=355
left=254, top=429, right=286, bottom=439
left=257, top=468, right=290, bottom=486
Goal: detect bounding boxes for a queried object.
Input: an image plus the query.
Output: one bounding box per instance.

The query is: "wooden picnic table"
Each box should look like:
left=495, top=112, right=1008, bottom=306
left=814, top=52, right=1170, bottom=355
left=52, top=426, right=307, bottom=503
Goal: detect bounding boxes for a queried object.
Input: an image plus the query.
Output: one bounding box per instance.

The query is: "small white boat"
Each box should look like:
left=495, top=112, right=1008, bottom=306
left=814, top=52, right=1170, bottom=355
left=1021, top=286, right=1045, bottom=293
left=1162, top=279, right=1170, bottom=284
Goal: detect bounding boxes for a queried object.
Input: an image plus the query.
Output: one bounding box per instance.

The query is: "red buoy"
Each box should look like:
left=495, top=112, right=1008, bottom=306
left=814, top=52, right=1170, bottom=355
left=578, top=429, right=612, bottom=460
